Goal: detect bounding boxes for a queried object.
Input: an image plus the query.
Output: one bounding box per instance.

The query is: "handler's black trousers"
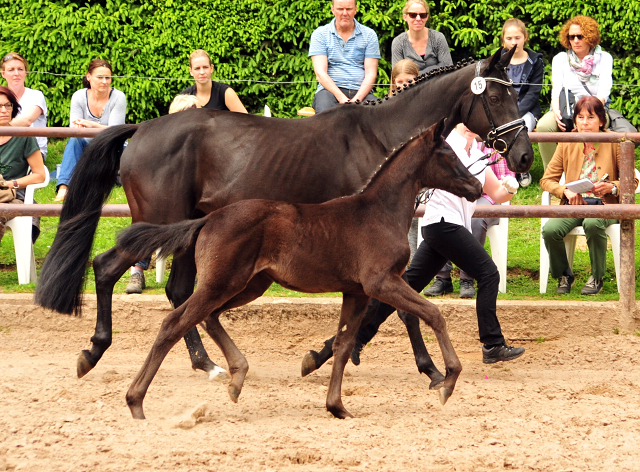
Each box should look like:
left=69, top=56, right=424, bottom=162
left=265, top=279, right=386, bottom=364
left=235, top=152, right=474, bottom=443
left=360, top=220, right=505, bottom=346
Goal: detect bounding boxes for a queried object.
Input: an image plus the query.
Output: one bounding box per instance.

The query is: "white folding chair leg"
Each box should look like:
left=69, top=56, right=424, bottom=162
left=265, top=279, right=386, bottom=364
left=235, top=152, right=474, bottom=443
left=7, top=216, right=37, bottom=284
left=539, top=219, right=549, bottom=293
left=156, top=248, right=166, bottom=283
left=606, top=224, right=621, bottom=292
left=487, top=217, right=508, bottom=293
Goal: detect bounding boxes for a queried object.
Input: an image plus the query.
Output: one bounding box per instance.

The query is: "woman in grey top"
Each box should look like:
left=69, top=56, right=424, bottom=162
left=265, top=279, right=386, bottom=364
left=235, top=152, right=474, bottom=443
left=391, top=0, right=452, bottom=74
left=55, top=59, right=126, bottom=201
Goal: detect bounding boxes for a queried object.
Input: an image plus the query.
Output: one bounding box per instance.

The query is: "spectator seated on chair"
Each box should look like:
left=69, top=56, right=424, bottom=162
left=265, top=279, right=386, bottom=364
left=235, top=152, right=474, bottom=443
left=0, top=85, right=46, bottom=243
left=540, top=96, right=637, bottom=295
left=423, top=126, right=518, bottom=299
left=55, top=59, right=127, bottom=202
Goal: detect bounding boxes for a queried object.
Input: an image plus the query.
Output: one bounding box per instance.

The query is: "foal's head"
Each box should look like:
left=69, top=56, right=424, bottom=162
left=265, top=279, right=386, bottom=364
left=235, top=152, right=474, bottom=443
left=416, top=119, right=482, bottom=201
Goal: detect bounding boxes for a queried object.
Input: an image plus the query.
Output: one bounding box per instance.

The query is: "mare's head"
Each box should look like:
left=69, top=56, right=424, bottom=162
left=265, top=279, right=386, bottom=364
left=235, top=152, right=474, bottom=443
left=416, top=119, right=482, bottom=202
left=463, top=47, right=534, bottom=173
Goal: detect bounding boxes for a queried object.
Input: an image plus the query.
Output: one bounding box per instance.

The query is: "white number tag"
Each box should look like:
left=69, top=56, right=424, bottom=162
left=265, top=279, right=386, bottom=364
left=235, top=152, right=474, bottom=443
left=471, top=77, right=486, bottom=95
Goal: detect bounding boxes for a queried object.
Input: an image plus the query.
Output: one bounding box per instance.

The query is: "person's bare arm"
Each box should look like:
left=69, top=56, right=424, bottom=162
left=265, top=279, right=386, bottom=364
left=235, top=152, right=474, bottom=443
left=224, top=88, right=248, bottom=113
left=483, top=167, right=515, bottom=203
left=353, top=57, right=378, bottom=103
left=10, top=105, right=43, bottom=127
left=311, top=55, right=349, bottom=103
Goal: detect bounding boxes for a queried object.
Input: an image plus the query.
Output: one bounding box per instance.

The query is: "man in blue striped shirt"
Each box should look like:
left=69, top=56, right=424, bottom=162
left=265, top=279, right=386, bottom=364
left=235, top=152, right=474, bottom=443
left=309, top=0, right=380, bottom=113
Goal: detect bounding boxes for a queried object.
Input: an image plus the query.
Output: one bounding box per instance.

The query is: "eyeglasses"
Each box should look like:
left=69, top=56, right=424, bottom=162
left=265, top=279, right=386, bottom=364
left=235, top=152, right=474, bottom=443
left=2, top=53, right=24, bottom=63
left=0, top=103, right=13, bottom=110
left=407, top=12, right=427, bottom=19
left=567, top=34, right=584, bottom=41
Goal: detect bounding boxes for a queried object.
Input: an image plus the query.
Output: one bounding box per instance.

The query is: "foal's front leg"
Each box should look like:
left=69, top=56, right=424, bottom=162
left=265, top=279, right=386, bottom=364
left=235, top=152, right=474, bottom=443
left=326, top=293, right=370, bottom=419
left=366, top=274, right=461, bottom=405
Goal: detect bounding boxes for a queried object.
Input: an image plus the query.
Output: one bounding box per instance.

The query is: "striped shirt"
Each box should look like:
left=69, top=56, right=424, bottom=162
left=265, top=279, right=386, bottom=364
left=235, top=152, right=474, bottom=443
left=309, top=18, right=380, bottom=93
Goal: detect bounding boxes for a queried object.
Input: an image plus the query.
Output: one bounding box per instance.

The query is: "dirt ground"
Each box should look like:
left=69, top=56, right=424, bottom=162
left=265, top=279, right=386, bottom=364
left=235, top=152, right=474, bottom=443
left=1, top=294, right=640, bottom=471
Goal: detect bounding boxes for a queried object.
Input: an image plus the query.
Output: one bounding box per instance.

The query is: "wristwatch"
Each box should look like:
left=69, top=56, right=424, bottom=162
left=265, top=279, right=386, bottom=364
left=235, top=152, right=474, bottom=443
left=611, top=183, right=618, bottom=195
left=12, top=180, right=18, bottom=189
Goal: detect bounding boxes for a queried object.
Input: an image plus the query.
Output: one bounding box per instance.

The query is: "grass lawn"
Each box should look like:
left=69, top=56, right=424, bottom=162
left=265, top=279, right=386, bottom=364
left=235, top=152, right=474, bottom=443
left=1, top=138, right=639, bottom=300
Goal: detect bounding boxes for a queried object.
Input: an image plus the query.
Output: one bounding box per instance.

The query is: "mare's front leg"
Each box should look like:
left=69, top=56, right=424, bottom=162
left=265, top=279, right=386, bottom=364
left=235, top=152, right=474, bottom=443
left=166, top=248, right=227, bottom=381
left=77, top=247, right=137, bottom=378
left=326, top=293, right=370, bottom=419
left=366, top=274, right=461, bottom=405
left=397, top=311, right=446, bottom=390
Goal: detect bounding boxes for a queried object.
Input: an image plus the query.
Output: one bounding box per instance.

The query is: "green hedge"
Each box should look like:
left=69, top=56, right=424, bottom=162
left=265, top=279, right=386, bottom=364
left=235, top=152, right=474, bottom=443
left=1, top=0, right=639, bottom=123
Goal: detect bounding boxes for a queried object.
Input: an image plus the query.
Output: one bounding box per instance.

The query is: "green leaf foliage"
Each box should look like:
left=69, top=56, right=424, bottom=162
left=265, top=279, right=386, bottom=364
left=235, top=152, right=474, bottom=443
left=1, top=0, right=639, bottom=122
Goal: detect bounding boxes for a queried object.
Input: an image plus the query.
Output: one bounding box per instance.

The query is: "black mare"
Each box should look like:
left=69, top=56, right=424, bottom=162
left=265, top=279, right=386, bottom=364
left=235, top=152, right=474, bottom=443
left=35, top=48, right=533, bottom=381
left=117, top=120, right=481, bottom=419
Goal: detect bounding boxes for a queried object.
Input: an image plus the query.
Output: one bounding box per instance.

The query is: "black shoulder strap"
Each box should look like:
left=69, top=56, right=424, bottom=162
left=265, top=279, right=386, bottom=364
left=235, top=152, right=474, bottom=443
left=580, top=81, right=594, bottom=96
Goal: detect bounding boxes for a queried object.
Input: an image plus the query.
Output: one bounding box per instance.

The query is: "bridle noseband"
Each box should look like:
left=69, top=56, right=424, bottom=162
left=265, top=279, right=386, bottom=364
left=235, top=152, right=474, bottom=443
left=465, top=60, right=527, bottom=174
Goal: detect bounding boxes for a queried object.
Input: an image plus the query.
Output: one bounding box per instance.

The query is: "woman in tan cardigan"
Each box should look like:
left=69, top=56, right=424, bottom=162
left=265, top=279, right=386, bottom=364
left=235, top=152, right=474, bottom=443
left=541, top=96, right=636, bottom=295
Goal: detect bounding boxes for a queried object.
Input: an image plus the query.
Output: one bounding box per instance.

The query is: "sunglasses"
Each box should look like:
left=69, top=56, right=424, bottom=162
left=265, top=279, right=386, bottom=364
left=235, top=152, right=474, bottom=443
left=2, top=53, right=24, bottom=63
left=567, top=34, right=584, bottom=41
left=407, top=12, right=427, bottom=19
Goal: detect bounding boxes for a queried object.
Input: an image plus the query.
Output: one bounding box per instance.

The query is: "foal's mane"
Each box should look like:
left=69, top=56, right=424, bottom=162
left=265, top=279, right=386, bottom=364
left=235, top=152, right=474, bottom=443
left=356, top=57, right=476, bottom=108
left=357, top=130, right=428, bottom=194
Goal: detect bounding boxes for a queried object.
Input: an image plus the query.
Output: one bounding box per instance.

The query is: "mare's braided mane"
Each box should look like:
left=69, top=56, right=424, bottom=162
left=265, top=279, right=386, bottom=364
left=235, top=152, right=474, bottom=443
left=352, top=57, right=476, bottom=108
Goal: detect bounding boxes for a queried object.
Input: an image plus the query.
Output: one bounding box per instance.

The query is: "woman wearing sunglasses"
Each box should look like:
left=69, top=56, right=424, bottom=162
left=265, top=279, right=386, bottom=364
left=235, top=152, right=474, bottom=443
left=391, top=0, right=452, bottom=74
left=1, top=53, right=48, bottom=160
left=536, top=15, right=613, bottom=169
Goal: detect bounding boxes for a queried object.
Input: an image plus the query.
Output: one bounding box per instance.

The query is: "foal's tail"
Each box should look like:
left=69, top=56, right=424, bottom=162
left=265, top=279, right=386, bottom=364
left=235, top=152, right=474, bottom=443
left=116, top=217, right=209, bottom=264
left=35, top=124, right=140, bottom=315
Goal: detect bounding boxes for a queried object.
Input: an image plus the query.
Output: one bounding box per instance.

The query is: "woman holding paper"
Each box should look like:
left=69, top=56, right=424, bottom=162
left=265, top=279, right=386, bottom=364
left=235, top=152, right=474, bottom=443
left=540, top=96, right=636, bottom=295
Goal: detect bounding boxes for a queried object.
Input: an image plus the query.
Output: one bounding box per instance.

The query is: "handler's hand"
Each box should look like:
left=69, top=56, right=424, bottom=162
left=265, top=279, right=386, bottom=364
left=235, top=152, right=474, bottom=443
left=500, top=175, right=519, bottom=194
left=564, top=188, right=585, bottom=205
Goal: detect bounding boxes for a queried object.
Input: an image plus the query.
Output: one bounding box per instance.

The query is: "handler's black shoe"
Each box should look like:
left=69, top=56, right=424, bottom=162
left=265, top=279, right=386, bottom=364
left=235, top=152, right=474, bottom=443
left=423, top=277, right=453, bottom=296
left=581, top=275, right=603, bottom=295
left=350, top=339, right=364, bottom=366
left=482, top=343, right=525, bottom=364
left=556, top=269, right=575, bottom=294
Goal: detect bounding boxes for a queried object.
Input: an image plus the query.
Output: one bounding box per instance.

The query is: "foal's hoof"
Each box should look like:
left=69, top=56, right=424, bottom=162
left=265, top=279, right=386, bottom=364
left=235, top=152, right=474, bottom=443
left=228, top=385, right=241, bottom=403
left=301, top=351, right=320, bottom=377
left=77, top=350, right=96, bottom=379
left=208, top=365, right=230, bottom=382
left=438, top=387, right=453, bottom=405
left=327, top=405, right=354, bottom=419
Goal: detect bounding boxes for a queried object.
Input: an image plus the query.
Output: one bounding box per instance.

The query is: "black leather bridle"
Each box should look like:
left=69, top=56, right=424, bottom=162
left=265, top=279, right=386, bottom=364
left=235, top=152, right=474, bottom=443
left=464, top=60, right=527, bottom=174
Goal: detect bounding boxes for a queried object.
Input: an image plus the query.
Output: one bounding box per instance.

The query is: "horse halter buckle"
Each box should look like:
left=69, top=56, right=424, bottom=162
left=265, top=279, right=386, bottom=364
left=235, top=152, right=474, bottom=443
left=470, top=60, right=526, bottom=156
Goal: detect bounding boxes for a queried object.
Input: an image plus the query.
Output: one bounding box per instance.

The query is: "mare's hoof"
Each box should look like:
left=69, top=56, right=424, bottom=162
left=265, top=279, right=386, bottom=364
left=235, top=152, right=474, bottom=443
left=128, top=405, right=146, bottom=420
left=438, top=387, right=453, bottom=405
left=228, top=385, right=241, bottom=403
left=301, top=351, right=320, bottom=377
left=77, top=350, right=96, bottom=379
left=327, top=405, right=354, bottom=419
left=208, top=365, right=230, bottom=382
left=428, top=372, right=446, bottom=390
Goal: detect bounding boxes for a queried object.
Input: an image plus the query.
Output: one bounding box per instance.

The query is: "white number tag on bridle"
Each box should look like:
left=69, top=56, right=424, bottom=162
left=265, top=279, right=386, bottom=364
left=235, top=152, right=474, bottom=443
left=471, top=77, right=486, bottom=95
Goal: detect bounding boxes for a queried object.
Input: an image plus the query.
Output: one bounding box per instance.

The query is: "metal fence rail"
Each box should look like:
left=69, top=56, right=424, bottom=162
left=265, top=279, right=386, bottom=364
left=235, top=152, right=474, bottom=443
left=0, top=127, right=637, bottom=323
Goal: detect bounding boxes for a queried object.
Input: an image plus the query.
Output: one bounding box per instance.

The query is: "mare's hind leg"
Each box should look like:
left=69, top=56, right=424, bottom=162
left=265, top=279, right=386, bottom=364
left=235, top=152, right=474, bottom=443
left=199, top=273, right=274, bottom=403
left=166, top=248, right=226, bottom=380
left=397, top=310, right=446, bottom=389
left=326, top=293, right=370, bottom=419
left=78, top=247, right=139, bottom=378
left=366, top=274, right=461, bottom=405
left=126, top=290, right=222, bottom=419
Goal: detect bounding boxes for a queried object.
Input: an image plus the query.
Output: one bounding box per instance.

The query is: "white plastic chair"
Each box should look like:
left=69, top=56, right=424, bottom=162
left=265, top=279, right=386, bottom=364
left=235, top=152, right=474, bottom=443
left=417, top=203, right=509, bottom=293
left=539, top=169, right=640, bottom=293
left=156, top=105, right=274, bottom=283
left=6, top=167, right=50, bottom=284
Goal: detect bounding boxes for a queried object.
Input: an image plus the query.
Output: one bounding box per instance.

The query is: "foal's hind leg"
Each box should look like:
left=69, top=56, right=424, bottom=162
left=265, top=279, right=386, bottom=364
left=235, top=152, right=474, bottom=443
left=397, top=310, right=446, bottom=389
left=326, top=293, right=370, bottom=419
left=166, top=248, right=226, bottom=380
left=79, top=247, right=139, bottom=378
left=126, top=291, right=220, bottom=419
left=366, top=274, right=461, bottom=405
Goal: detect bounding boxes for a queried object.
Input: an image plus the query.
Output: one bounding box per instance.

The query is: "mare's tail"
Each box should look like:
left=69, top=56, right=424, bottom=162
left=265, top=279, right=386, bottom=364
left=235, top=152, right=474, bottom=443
left=35, top=124, right=140, bottom=315
left=116, top=218, right=209, bottom=263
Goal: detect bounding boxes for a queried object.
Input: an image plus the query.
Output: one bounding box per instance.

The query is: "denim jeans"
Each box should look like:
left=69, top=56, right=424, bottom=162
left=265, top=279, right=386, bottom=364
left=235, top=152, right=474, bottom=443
left=57, top=137, right=90, bottom=188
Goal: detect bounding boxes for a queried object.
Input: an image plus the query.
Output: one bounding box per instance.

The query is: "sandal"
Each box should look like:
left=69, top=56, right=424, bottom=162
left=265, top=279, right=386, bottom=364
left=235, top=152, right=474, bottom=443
left=54, top=185, right=67, bottom=202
